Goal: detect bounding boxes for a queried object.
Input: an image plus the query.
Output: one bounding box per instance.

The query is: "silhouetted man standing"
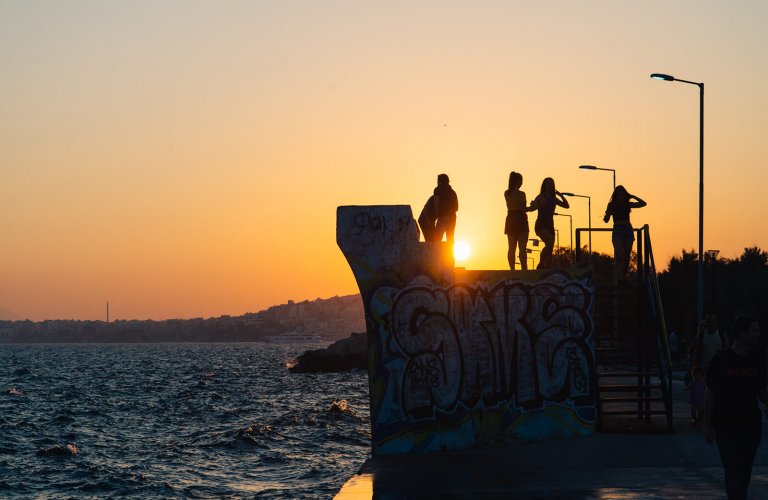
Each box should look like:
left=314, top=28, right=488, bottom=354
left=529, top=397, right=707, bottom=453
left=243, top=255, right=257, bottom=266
left=433, top=174, right=458, bottom=244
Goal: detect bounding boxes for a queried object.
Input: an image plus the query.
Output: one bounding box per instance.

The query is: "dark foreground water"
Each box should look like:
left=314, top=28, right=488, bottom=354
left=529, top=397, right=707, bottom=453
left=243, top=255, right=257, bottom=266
left=0, top=343, right=370, bottom=499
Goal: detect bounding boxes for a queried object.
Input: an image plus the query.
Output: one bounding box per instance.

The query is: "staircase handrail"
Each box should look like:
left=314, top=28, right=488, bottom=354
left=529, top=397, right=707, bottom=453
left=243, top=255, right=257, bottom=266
left=574, top=224, right=675, bottom=430
left=642, top=224, right=673, bottom=371
left=641, top=225, right=674, bottom=429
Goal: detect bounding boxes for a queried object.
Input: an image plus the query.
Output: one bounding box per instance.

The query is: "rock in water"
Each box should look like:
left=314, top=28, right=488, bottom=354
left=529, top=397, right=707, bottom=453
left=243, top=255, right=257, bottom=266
left=289, top=332, right=367, bottom=373
left=36, top=444, right=79, bottom=457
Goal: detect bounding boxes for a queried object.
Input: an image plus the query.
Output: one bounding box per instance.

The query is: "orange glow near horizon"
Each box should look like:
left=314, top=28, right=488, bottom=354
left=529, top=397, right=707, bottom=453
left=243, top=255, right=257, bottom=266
left=1, top=2, right=767, bottom=321
left=453, top=241, right=471, bottom=262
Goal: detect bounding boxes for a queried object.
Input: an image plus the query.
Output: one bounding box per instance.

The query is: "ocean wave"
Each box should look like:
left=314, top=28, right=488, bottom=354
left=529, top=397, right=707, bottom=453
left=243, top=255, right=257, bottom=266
left=7, top=419, right=39, bottom=430
left=0, top=343, right=370, bottom=499
left=36, top=443, right=79, bottom=457
left=50, top=413, right=76, bottom=424
left=326, top=399, right=365, bottom=420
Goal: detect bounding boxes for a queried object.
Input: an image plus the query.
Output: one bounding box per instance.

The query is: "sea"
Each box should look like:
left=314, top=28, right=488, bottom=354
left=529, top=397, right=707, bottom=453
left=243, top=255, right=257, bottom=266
left=0, top=343, right=371, bottom=499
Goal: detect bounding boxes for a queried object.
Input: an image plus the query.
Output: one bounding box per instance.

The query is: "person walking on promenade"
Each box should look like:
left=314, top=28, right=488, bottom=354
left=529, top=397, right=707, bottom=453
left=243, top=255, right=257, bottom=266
left=433, top=174, right=459, bottom=244
left=602, top=185, right=646, bottom=283
left=704, top=315, right=768, bottom=500
left=418, top=195, right=437, bottom=242
left=504, top=172, right=529, bottom=270
left=691, top=313, right=727, bottom=372
left=690, top=365, right=706, bottom=426
left=528, top=177, right=568, bottom=269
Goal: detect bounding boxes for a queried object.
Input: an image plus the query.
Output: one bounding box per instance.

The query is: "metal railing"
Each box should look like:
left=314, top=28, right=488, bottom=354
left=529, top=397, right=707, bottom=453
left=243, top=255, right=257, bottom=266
left=575, top=225, right=674, bottom=429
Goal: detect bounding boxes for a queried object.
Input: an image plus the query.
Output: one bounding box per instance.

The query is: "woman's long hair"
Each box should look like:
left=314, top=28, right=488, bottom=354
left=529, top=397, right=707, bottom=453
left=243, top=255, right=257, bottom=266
left=607, top=185, right=630, bottom=213
left=508, top=171, right=523, bottom=192
left=539, top=177, right=555, bottom=196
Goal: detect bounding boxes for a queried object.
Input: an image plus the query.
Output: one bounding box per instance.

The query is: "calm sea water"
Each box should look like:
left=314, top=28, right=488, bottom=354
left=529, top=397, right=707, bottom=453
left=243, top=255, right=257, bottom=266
left=0, top=343, right=370, bottom=499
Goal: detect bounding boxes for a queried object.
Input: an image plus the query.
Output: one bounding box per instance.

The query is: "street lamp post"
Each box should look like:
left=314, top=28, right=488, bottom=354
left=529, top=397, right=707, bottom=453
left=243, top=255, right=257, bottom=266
left=651, top=72, right=705, bottom=324
left=706, top=249, right=719, bottom=312
left=554, top=212, right=573, bottom=251
left=579, top=164, right=616, bottom=191
left=527, top=248, right=540, bottom=269
left=561, top=193, right=591, bottom=254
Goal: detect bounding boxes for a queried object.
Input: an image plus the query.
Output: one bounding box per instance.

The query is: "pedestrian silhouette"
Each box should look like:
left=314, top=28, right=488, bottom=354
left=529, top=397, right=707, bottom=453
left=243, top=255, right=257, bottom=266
left=704, top=316, right=767, bottom=500
left=603, top=185, right=646, bottom=283
left=433, top=174, right=459, bottom=244
left=690, top=313, right=726, bottom=372
left=689, top=365, right=706, bottom=426
left=528, top=177, right=568, bottom=269
left=504, top=171, right=529, bottom=270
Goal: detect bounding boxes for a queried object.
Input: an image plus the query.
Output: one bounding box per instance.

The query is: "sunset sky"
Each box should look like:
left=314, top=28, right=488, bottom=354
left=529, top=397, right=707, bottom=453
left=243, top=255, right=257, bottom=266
left=2, top=1, right=766, bottom=321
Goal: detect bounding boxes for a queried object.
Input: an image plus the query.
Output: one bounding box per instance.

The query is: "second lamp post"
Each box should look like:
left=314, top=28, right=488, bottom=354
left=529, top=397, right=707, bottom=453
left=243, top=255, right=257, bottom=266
left=561, top=192, right=591, bottom=254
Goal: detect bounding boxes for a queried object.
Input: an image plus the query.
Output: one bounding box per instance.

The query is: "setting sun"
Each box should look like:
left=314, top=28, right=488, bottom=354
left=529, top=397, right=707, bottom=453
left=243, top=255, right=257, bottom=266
left=454, top=240, right=471, bottom=261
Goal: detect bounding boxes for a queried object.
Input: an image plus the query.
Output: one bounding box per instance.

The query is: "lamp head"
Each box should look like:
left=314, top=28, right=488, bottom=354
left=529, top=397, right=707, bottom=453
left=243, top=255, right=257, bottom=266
left=579, top=165, right=597, bottom=170
left=650, top=73, right=675, bottom=81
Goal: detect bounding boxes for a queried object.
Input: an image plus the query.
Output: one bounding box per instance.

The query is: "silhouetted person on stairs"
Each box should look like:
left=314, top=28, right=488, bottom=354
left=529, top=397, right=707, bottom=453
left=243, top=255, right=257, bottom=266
left=603, top=185, right=646, bottom=284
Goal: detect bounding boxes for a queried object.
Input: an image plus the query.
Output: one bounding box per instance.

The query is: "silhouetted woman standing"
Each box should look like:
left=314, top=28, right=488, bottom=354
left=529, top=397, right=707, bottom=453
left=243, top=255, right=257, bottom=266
left=528, top=177, right=568, bottom=269
left=504, top=172, right=529, bottom=270
left=603, top=185, right=646, bottom=283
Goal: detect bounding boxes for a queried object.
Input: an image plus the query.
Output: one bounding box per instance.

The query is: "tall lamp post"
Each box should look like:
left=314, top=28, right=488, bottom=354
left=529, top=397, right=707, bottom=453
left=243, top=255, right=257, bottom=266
left=527, top=248, right=540, bottom=269
left=561, top=192, right=591, bottom=254
left=651, top=72, right=704, bottom=324
left=554, top=212, right=573, bottom=251
left=706, top=249, right=719, bottom=312
left=579, top=164, right=616, bottom=191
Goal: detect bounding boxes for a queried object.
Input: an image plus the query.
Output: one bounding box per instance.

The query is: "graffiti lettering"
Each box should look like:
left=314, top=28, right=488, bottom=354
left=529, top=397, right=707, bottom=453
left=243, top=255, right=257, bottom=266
left=352, top=211, right=413, bottom=238
left=386, top=277, right=593, bottom=420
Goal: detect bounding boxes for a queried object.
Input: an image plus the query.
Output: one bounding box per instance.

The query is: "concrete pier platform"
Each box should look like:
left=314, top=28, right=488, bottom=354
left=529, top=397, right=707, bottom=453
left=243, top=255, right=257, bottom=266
left=336, top=379, right=768, bottom=499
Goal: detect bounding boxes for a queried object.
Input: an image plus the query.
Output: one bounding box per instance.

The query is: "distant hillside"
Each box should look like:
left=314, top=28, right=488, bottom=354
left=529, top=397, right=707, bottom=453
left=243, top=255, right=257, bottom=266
left=0, top=306, right=22, bottom=321
left=0, top=293, right=364, bottom=343
left=257, top=294, right=365, bottom=340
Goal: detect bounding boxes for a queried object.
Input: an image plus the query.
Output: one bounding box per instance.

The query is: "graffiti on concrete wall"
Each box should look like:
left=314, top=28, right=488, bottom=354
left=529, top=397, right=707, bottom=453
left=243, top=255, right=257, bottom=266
left=387, top=276, right=592, bottom=421
left=350, top=210, right=415, bottom=239
left=337, top=205, right=595, bottom=455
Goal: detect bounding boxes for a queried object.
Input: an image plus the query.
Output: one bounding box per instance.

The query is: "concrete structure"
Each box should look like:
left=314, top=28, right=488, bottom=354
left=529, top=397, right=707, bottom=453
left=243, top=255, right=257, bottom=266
left=337, top=205, right=596, bottom=456
left=336, top=378, right=768, bottom=499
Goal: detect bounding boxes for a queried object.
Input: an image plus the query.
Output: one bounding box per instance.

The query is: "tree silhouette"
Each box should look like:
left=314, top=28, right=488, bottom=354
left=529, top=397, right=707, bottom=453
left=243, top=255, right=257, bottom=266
left=658, top=247, right=768, bottom=343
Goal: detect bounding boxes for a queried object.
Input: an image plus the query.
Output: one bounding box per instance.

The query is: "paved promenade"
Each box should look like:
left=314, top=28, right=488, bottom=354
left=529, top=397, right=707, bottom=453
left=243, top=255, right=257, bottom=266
left=336, top=379, right=768, bottom=499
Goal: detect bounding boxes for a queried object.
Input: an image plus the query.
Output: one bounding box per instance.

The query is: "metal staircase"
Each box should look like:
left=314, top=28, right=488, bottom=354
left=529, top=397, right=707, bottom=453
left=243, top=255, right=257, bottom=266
left=576, top=225, right=674, bottom=432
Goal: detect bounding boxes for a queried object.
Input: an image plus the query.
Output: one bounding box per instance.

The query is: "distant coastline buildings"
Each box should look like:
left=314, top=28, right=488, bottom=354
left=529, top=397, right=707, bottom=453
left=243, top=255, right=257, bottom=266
left=0, top=294, right=365, bottom=343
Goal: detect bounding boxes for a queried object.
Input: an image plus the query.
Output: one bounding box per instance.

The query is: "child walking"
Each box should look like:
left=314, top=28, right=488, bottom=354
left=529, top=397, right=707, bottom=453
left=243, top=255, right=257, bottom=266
left=690, top=365, right=706, bottom=426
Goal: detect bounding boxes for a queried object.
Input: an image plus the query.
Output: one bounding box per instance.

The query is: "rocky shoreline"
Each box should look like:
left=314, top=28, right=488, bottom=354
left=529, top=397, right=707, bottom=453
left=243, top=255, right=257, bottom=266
left=289, top=332, right=367, bottom=373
